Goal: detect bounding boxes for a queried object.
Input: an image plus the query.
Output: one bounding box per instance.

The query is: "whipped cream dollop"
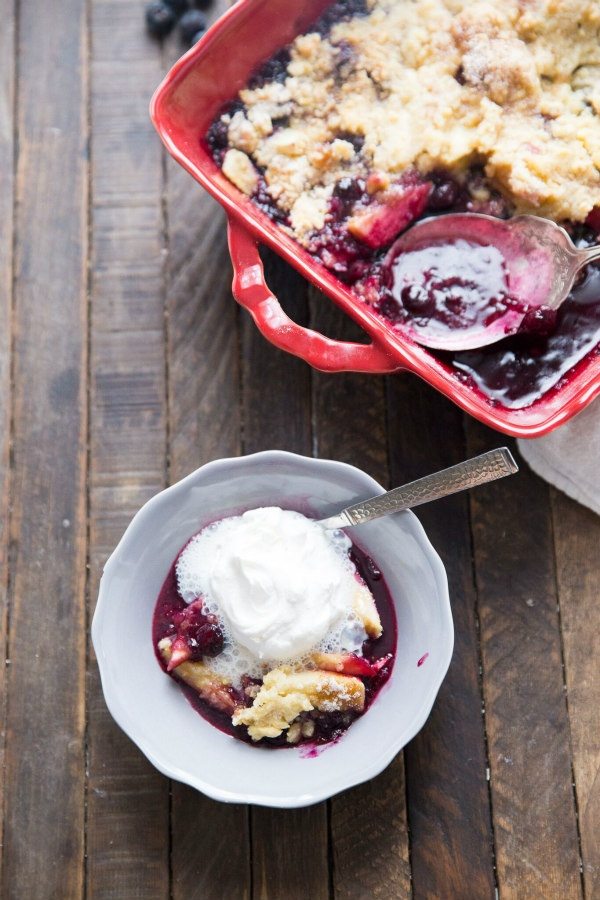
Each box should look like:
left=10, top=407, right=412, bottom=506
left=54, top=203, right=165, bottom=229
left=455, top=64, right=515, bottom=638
left=176, top=507, right=360, bottom=661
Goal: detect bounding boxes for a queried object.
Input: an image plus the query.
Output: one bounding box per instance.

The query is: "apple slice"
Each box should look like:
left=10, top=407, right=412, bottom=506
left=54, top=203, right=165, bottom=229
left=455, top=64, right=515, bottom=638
left=158, top=637, right=240, bottom=715
left=348, top=182, right=431, bottom=249
left=353, top=584, right=382, bottom=638
left=312, top=651, right=391, bottom=677
left=167, top=634, right=193, bottom=672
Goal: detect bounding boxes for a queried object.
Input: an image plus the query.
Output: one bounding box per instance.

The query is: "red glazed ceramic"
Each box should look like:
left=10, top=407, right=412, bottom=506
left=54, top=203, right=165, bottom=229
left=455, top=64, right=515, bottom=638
left=150, top=0, right=600, bottom=437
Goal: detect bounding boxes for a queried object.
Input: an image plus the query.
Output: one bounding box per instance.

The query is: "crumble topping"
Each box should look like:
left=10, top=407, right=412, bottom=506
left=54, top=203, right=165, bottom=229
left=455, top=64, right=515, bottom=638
left=232, top=666, right=365, bottom=740
left=218, top=0, right=600, bottom=239
left=353, top=582, right=383, bottom=638
left=222, top=148, right=259, bottom=196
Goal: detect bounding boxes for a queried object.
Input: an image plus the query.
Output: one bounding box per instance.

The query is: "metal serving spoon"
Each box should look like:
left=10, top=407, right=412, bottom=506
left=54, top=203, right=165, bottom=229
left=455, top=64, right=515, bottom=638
left=389, top=213, right=600, bottom=352
left=318, top=447, right=517, bottom=529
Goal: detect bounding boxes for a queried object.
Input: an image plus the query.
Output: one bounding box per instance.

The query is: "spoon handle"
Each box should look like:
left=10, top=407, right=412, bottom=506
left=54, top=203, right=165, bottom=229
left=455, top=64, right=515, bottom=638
left=319, top=448, right=518, bottom=529
left=580, top=243, right=600, bottom=266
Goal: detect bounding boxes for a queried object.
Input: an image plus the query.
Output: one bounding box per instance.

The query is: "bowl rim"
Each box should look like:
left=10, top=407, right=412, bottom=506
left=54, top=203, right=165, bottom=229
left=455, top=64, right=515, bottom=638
left=92, top=450, right=454, bottom=807
left=149, top=0, right=600, bottom=439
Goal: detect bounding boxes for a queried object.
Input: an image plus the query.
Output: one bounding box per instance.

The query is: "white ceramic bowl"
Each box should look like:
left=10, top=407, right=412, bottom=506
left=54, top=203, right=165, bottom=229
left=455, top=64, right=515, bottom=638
left=92, top=451, right=453, bottom=808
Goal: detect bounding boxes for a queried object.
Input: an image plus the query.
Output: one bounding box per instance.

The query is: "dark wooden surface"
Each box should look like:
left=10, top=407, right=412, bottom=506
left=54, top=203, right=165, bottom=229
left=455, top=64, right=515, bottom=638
left=1, top=3, right=599, bottom=898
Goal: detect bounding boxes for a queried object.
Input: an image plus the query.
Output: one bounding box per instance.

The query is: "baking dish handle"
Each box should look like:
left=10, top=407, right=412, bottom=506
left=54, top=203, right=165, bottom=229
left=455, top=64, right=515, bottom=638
left=227, top=217, right=403, bottom=374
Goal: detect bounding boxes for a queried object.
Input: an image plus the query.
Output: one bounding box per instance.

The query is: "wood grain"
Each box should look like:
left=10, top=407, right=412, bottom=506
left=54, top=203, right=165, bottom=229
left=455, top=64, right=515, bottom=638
left=386, top=379, right=496, bottom=899
left=241, top=253, right=329, bottom=900
left=241, top=250, right=313, bottom=455
left=165, top=71, right=250, bottom=897
left=165, top=178, right=241, bottom=477
left=387, top=375, right=494, bottom=900
left=0, top=0, right=15, bottom=871
left=311, top=293, right=411, bottom=900
left=251, top=807, right=329, bottom=900
left=0, top=0, right=596, bottom=894
left=466, top=423, right=582, bottom=899
left=2, top=0, right=88, bottom=895
left=551, top=490, right=600, bottom=898
left=86, top=3, right=171, bottom=897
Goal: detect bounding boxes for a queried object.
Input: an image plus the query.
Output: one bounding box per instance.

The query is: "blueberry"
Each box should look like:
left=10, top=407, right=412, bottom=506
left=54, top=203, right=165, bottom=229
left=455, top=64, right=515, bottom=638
left=333, top=176, right=364, bottom=204
left=190, top=29, right=205, bottom=44
left=428, top=177, right=460, bottom=210
left=249, top=50, right=290, bottom=88
left=193, top=0, right=214, bottom=8
left=334, top=41, right=355, bottom=80
left=174, top=600, right=224, bottom=660
left=338, top=131, right=364, bottom=153
left=206, top=117, right=229, bottom=153
left=454, top=65, right=466, bottom=85
left=145, top=1, right=176, bottom=37
left=346, top=259, right=370, bottom=282
left=314, top=0, right=368, bottom=35
left=520, top=306, right=558, bottom=337
left=165, top=0, right=190, bottom=13
left=180, top=9, right=207, bottom=43
left=187, top=622, right=224, bottom=659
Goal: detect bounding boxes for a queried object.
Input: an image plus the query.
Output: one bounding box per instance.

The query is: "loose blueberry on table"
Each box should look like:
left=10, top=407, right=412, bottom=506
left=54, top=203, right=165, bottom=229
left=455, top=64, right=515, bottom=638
left=207, top=0, right=600, bottom=409
left=153, top=508, right=396, bottom=747
left=145, top=0, right=210, bottom=43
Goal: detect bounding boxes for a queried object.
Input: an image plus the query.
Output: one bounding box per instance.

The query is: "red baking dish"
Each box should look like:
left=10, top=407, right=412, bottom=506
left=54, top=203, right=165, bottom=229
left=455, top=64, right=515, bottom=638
left=150, top=0, right=600, bottom=438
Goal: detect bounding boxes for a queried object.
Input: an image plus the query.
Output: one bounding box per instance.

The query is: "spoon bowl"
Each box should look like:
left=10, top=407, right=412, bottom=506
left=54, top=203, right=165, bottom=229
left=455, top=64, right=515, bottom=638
left=387, top=213, right=600, bottom=352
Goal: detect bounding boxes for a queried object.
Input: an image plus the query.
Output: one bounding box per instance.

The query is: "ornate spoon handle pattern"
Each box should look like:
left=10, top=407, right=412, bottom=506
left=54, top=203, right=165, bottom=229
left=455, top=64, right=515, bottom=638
left=319, top=448, right=518, bottom=530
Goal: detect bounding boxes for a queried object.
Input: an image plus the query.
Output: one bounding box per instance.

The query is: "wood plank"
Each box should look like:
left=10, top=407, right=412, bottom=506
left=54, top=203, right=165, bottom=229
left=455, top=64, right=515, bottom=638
left=86, top=3, right=171, bottom=896
left=330, top=757, right=410, bottom=900
left=551, top=489, right=600, bottom=898
left=250, top=805, right=329, bottom=900
left=2, top=0, right=88, bottom=895
left=165, top=175, right=242, bottom=476
left=241, top=250, right=313, bottom=455
left=240, top=252, right=329, bottom=900
left=311, top=294, right=411, bottom=900
left=465, top=423, right=582, bottom=899
left=386, top=379, right=496, bottom=899
left=0, top=0, right=15, bottom=870
left=165, top=93, right=250, bottom=900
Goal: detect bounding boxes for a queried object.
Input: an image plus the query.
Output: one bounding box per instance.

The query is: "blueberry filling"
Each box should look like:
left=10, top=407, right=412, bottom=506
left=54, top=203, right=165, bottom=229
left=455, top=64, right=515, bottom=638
left=153, top=541, right=396, bottom=748
left=205, top=0, right=600, bottom=409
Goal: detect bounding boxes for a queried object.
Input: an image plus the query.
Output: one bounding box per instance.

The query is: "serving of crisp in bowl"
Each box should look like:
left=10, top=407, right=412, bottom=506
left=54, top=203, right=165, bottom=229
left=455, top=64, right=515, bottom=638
left=92, top=451, right=452, bottom=807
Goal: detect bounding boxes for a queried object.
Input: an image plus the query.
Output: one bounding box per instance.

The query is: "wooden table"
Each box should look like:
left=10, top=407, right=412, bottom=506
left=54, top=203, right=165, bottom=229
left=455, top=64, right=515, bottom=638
left=1, top=1, right=599, bottom=897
